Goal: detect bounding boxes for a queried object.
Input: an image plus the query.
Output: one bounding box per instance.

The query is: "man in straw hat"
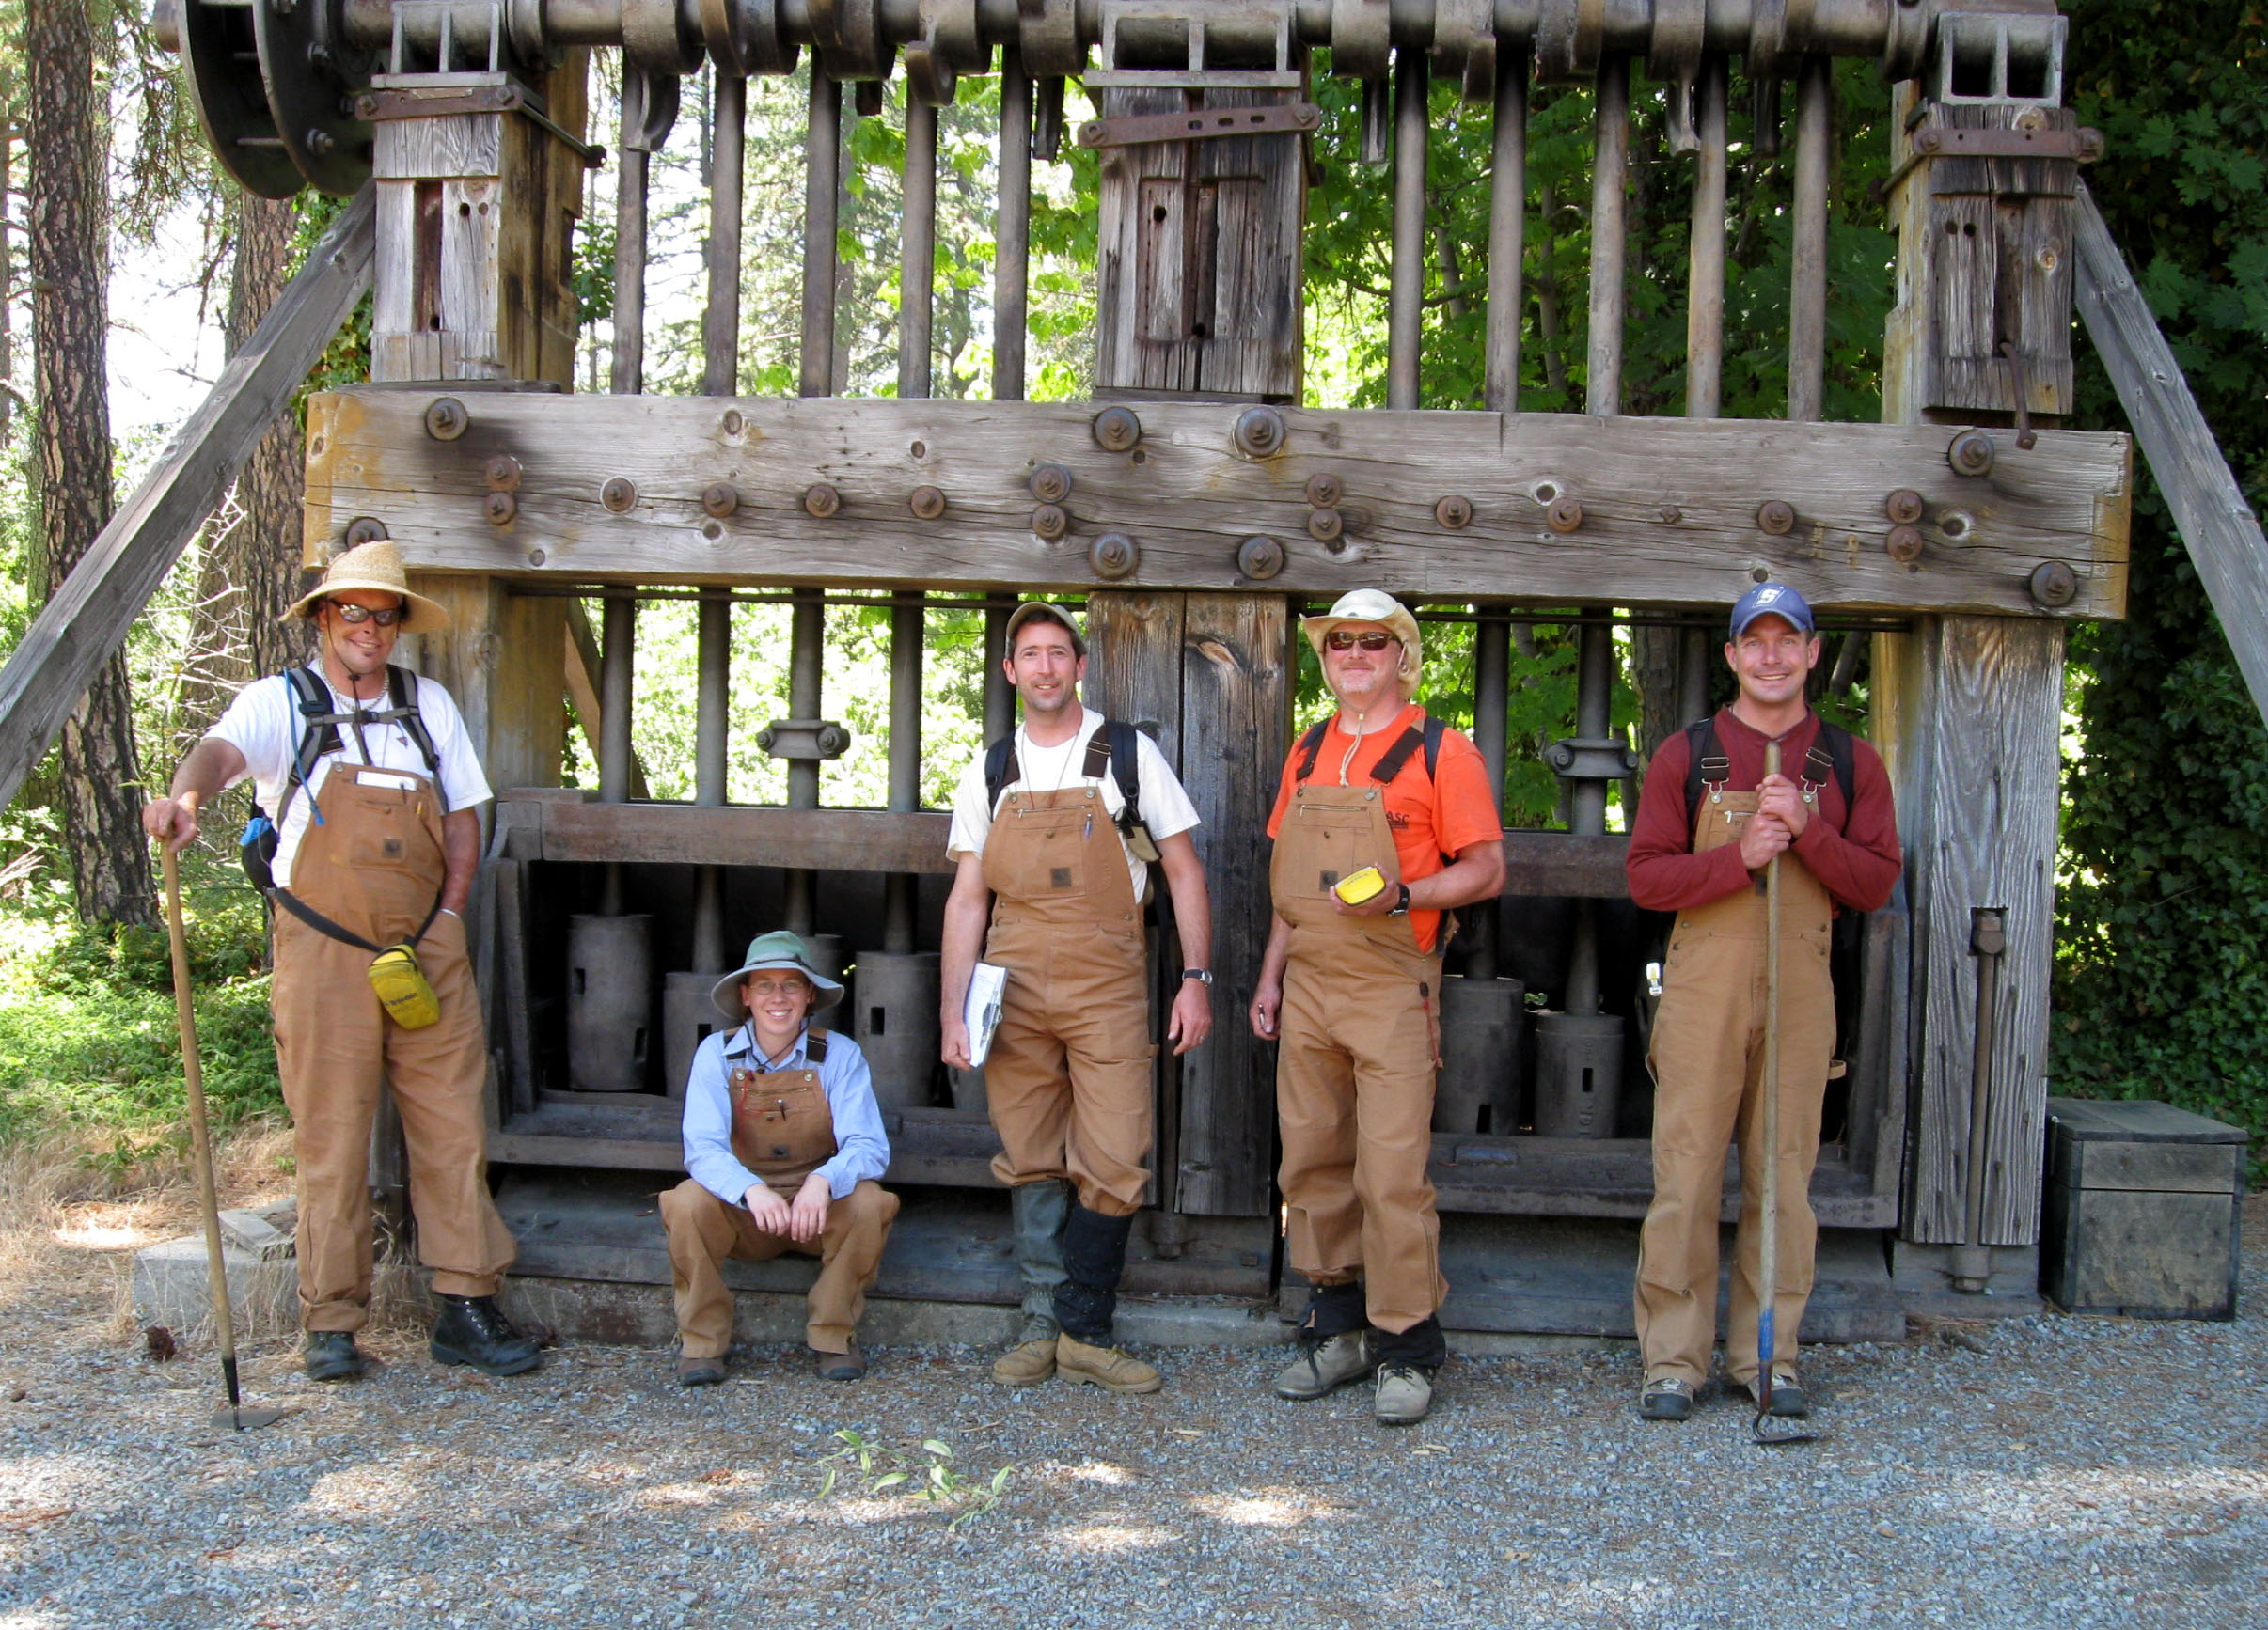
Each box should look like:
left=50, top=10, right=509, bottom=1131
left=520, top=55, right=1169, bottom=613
left=659, top=930, right=896, bottom=1383
left=940, top=601, right=1214, bottom=1395
left=1251, top=589, right=1505, bottom=1425
left=143, top=540, right=540, bottom=1382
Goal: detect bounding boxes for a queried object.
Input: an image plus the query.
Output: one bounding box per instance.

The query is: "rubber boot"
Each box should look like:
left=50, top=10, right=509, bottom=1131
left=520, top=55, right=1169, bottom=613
left=1052, top=1204, right=1160, bottom=1394
left=991, top=1179, right=1071, bottom=1386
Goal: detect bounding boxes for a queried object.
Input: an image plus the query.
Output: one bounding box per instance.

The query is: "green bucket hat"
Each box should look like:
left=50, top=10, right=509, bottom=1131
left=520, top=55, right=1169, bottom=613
left=709, top=930, right=844, bottom=1024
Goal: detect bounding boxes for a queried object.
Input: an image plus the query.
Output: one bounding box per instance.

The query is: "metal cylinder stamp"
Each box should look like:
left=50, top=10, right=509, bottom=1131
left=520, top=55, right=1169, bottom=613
left=1433, top=974, right=1525, bottom=1136
left=1531, top=1010, right=1624, bottom=1138
left=566, top=913, right=655, bottom=1091
left=661, top=969, right=725, bottom=1101
left=852, top=950, right=941, bottom=1110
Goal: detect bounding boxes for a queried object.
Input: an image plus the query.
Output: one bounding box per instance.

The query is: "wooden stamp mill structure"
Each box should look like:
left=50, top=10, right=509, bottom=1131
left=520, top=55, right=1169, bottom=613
left=38, top=0, right=2163, bottom=1327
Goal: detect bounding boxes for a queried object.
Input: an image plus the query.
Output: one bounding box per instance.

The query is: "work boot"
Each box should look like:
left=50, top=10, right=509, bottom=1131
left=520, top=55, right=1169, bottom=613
left=1056, top=1334, right=1162, bottom=1395
left=815, top=1340, right=867, bottom=1382
left=674, top=1353, right=727, bottom=1387
left=304, top=1330, right=365, bottom=1383
left=1372, top=1364, right=1435, bottom=1425
left=429, top=1295, right=543, bottom=1377
left=1639, top=1376, right=1695, bottom=1421
left=1273, top=1331, right=1376, bottom=1401
left=990, top=1318, right=1060, bottom=1387
left=1742, top=1366, right=1810, bottom=1418
left=994, top=1182, right=1073, bottom=1386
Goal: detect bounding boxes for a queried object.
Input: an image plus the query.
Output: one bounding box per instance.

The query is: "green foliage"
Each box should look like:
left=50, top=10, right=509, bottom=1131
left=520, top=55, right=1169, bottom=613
left=815, top=1429, right=1013, bottom=1527
left=2055, top=2, right=2268, bottom=1165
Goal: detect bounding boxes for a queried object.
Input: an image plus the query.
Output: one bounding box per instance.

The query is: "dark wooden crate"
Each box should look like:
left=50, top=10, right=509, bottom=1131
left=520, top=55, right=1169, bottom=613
left=2041, top=1097, right=2245, bottom=1320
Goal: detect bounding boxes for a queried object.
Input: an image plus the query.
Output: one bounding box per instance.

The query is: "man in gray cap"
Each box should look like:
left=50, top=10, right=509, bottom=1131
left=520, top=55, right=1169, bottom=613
left=660, top=930, right=898, bottom=1382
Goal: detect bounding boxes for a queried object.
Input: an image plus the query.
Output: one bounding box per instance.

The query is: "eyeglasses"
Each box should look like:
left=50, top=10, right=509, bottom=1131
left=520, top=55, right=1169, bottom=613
left=1324, top=630, right=1397, bottom=652
left=744, top=977, right=811, bottom=999
left=328, top=601, right=405, bottom=627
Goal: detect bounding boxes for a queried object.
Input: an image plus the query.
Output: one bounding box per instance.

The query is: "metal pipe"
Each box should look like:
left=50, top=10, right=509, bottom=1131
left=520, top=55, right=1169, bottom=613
left=783, top=585, right=824, bottom=933
left=1788, top=54, right=1833, bottom=423
left=1483, top=44, right=1529, bottom=415
left=1684, top=54, right=1727, bottom=419
left=1467, top=603, right=1511, bottom=981
left=899, top=97, right=937, bottom=401
left=599, top=591, right=636, bottom=917
left=702, top=73, right=746, bottom=398
left=1954, top=908, right=2008, bottom=1292
left=611, top=133, right=648, bottom=395
left=690, top=588, right=731, bottom=972
left=800, top=71, right=841, bottom=399
left=983, top=593, right=1016, bottom=738
left=1585, top=54, right=1630, bottom=416
left=1677, top=619, right=1713, bottom=726
left=884, top=589, right=924, bottom=954
left=1564, top=608, right=1614, bottom=1013
left=1387, top=46, right=1429, bottom=411
left=993, top=51, right=1032, bottom=401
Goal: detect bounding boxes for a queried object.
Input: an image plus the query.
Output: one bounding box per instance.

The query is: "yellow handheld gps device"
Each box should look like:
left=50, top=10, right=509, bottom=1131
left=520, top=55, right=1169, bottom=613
left=1331, top=865, right=1390, bottom=906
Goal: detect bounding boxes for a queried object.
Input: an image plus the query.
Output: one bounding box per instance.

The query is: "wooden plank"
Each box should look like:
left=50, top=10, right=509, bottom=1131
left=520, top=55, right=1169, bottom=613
left=404, top=572, right=565, bottom=792
left=301, top=390, right=2133, bottom=619
left=1498, top=830, right=1630, bottom=897
left=1876, top=616, right=2063, bottom=1246
left=2074, top=180, right=2268, bottom=725
left=0, top=189, right=375, bottom=810
left=534, top=800, right=955, bottom=873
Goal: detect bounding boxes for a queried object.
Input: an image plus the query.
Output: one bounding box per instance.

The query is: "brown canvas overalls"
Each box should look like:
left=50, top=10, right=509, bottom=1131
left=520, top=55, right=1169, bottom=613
left=1634, top=779, right=1836, bottom=1387
left=661, top=1031, right=899, bottom=1356
left=268, top=763, right=515, bottom=1333
left=1271, top=765, right=1449, bottom=1336
left=980, top=776, right=1155, bottom=1217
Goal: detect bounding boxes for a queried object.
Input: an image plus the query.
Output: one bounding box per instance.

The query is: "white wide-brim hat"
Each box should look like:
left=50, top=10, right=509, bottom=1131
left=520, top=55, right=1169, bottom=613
left=1300, top=588, right=1423, bottom=699
left=281, top=539, right=450, bottom=630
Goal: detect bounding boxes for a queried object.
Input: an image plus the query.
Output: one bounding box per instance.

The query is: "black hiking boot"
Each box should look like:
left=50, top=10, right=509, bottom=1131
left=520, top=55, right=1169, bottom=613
left=304, top=1330, right=365, bottom=1383
left=429, top=1295, right=543, bottom=1377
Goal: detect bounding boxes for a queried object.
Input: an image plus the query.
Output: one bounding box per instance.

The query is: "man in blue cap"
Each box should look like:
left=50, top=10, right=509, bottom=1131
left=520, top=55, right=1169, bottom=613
left=1624, top=583, right=1902, bottom=1422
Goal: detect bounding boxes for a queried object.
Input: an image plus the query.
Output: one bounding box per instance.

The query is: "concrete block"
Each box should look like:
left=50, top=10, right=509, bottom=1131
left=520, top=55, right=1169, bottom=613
left=132, top=1235, right=299, bottom=1339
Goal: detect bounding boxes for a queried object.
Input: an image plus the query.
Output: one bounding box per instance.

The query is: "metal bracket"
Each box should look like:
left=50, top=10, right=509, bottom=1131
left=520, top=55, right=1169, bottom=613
left=1545, top=737, right=1641, bottom=781
left=1076, top=102, right=1319, bottom=149
left=757, top=719, right=852, bottom=760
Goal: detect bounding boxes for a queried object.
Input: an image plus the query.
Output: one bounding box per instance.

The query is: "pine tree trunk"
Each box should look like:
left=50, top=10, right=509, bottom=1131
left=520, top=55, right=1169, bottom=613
left=181, top=193, right=310, bottom=738
left=26, top=0, right=152, bottom=927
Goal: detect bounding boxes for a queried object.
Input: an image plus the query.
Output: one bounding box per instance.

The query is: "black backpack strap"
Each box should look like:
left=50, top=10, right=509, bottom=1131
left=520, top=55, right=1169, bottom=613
left=1366, top=722, right=1430, bottom=786
left=1817, top=720, right=1856, bottom=815
left=386, top=665, right=445, bottom=804
left=1422, top=714, right=1445, bottom=780
left=273, top=666, right=339, bottom=829
left=1081, top=727, right=1113, bottom=783
left=270, top=886, right=441, bottom=953
left=1106, top=718, right=1142, bottom=823
left=984, top=733, right=1018, bottom=812
left=1293, top=720, right=1330, bottom=785
left=1682, top=716, right=1729, bottom=823
left=805, top=1028, right=829, bottom=1063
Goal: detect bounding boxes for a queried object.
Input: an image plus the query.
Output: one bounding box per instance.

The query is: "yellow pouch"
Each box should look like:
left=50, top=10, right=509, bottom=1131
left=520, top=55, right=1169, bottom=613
left=1332, top=864, right=1390, bottom=906
left=368, top=942, right=441, bottom=1029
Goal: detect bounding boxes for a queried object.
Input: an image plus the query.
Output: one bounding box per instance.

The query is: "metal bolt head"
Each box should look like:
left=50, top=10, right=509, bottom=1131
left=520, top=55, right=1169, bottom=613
left=721, top=409, right=746, bottom=437
left=1305, top=473, right=1343, bottom=508
left=483, top=454, right=522, bottom=492
left=1545, top=495, right=1584, bottom=534
left=1948, top=431, right=1994, bottom=477
left=483, top=491, right=517, bottom=525
left=1914, top=128, right=1943, bottom=154
left=1030, top=463, right=1073, bottom=504
left=600, top=477, right=638, bottom=513
left=526, top=547, right=546, bottom=567
left=2028, top=559, right=2078, bottom=607
left=1756, top=499, right=1797, bottom=536
left=307, top=127, right=336, bottom=156
left=1233, top=406, right=1287, bottom=459
left=1434, top=494, right=1473, bottom=530
left=1031, top=503, right=1069, bottom=541
left=909, top=485, right=947, bottom=521
left=701, top=482, right=739, bottom=519
left=343, top=516, right=388, bottom=546
left=1090, top=533, right=1139, bottom=579
left=1884, top=489, right=1925, bottom=524
left=802, top=483, right=842, bottom=518
left=1092, top=406, right=1142, bottom=452
left=423, top=398, right=468, bottom=441
left=1236, top=535, right=1284, bottom=580
left=1306, top=507, right=1344, bottom=542
left=1886, top=525, right=1925, bottom=563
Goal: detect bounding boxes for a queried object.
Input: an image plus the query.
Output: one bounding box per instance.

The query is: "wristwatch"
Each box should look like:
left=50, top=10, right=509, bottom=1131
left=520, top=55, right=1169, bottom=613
left=1389, top=884, right=1411, bottom=916
left=1181, top=968, right=1215, bottom=986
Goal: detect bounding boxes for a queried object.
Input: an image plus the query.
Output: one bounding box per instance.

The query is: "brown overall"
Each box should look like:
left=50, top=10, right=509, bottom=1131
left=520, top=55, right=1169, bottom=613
left=1272, top=777, right=1448, bottom=1335
left=1634, top=786, right=1836, bottom=1387
left=661, top=1033, right=900, bottom=1356
left=980, top=780, right=1155, bottom=1217
left=268, top=764, right=515, bottom=1333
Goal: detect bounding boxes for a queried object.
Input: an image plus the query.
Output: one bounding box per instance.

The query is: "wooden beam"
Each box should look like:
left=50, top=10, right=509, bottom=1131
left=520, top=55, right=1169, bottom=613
left=2073, top=180, right=2268, bottom=725
left=1499, top=831, right=1630, bottom=898
left=0, top=188, right=375, bottom=809
left=511, top=795, right=955, bottom=873
left=560, top=598, right=650, bottom=798
left=302, top=389, right=2132, bottom=618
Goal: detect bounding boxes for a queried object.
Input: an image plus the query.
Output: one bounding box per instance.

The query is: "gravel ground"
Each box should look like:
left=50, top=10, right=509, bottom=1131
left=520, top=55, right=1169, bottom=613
left=0, top=1188, right=2260, bottom=1629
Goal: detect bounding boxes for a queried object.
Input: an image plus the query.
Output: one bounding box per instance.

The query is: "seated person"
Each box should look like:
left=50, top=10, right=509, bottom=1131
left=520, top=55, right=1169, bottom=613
left=660, top=931, right=897, bottom=1383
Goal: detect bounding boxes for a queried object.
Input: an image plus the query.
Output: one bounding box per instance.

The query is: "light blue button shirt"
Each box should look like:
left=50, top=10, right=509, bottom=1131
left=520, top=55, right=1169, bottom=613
left=681, top=1022, right=891, bottom=1205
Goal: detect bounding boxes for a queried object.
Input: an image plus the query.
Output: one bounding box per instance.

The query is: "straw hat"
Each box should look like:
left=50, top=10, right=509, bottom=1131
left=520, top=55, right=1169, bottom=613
left=1300, top=588, right=1423, bottom=699
left=281, top=540, right=450, bottom=630
left=709, top=930, right=846, bottom=1025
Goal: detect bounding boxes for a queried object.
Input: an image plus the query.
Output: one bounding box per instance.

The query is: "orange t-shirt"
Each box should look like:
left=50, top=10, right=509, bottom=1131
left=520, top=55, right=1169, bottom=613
left=1266, top=703, right=1504, bottom=954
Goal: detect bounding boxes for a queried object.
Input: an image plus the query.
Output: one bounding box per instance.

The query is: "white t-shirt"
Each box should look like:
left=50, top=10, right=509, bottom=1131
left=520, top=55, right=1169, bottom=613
left=209, top=666, right=493, bottom=889
left=946, top=707, right=1200, bottom=904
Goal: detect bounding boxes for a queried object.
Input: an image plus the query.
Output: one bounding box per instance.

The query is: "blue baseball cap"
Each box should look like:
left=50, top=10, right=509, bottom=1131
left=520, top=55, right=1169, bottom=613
left=1728, top=582, right=1817, bottom=639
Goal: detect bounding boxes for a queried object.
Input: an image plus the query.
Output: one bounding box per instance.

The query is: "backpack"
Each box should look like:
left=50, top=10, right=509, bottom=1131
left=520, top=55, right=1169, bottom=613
left=1680, top=713, right=1853, bottom=823
left=1292, top=713, right=1447, bottom=791
left=984, top=717, right=1160, bottom=864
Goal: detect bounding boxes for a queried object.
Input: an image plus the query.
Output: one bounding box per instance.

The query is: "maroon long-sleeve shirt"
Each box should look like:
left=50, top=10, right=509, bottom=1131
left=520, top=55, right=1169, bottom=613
left=1626, top=708, right=1902, bottom=916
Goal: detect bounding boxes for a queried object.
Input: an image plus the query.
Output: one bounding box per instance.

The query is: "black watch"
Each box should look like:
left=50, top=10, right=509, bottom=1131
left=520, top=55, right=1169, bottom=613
left=1389, top=884, right=1411, bottom=916
left=1181, top=968, right=1215, bottom=986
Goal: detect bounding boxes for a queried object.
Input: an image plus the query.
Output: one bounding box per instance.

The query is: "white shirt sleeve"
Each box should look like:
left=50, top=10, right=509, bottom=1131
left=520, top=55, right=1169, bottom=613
left=206, top=676, right=299, bottom=800
left=944, top=750, right=997, bottom=859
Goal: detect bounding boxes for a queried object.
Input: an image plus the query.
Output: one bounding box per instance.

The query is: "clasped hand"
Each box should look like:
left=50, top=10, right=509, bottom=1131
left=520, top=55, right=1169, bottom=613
left=1739, top=775, right=1811, bottom=870
left=744, top=1173, right=831, bottom=1243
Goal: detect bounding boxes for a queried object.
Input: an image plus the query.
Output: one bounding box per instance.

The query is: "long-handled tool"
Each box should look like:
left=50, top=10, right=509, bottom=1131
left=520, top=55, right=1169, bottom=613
left=160, top=793, right=290, bottom=1433
left=1753, top=742, right=1817, bottom=1448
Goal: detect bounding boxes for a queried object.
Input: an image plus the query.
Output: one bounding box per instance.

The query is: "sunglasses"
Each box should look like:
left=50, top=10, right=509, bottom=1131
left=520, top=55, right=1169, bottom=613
left=328, top=601, right=405, bottom=627
left=1324, top=630, right=1398, bottom=652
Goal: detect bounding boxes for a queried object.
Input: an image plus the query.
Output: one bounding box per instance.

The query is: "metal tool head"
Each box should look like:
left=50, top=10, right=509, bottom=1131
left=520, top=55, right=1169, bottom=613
left=212, top=1404, right=294, bottom=1433
left=1749, top=1405, right=1820, bottom=1448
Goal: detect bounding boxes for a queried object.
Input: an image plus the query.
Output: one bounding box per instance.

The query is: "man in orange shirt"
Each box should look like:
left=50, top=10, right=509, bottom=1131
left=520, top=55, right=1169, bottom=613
left=1250, top=589, right=1506, bottom=1425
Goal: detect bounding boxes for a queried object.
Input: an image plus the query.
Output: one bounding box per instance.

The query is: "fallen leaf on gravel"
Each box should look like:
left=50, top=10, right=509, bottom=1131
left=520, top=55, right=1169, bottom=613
left=0, top=1508, right=74, bottom=1528
left=1168, top=1429, right=1204, bottom=1438
left=6, top=1387, right=24, bottom=1402
left=1874, top=1523, right=1897, bottom=1538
